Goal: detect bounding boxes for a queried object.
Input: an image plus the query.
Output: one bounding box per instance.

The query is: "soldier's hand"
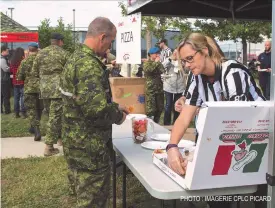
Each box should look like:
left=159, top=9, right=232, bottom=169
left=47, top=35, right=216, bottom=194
left=175, top=96, right=186, bottom=112
left=155, top=56, right=160, bottom=62
left=119, top=106, right=130, bottom=115
left=117, top=112, right=127, bottom=125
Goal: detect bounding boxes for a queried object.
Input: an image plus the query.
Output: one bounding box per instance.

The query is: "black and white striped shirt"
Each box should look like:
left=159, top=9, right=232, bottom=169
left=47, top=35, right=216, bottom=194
left=160, top=47, right=172, bottom=63
left=184, top=60, right=266, bottom=107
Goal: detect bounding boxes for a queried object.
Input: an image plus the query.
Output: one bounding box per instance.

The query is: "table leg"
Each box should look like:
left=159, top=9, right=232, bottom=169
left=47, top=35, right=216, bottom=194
left=123, top=163, right=127, bottom=208
left=112, top=150, right=116, bottom=208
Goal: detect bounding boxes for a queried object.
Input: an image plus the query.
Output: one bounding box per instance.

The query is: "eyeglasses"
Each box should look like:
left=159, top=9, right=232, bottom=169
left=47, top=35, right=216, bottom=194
left=181, top=51, right=199, bottom=66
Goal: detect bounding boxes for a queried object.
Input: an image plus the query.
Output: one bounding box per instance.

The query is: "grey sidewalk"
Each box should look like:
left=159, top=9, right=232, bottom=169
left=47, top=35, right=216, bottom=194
left=1, top=137, right=63, bottom=159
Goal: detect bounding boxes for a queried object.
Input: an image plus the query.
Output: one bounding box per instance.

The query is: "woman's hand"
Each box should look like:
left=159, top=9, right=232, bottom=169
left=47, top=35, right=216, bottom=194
left=167, top=147, right=186, bottom=175
left=174, top=96, right=186, bottom=112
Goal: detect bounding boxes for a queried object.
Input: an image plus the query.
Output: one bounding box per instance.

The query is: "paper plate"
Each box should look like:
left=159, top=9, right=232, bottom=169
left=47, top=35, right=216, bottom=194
left=141, top=141, right=167, bottom=150
left=178, top=140, right=195, bottom=148
left=151, top=133, right=171, bottom=142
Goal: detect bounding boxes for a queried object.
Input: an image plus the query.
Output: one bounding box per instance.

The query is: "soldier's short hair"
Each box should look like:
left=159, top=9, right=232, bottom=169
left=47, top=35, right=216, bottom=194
left=87, top=17, right=115, bottom=37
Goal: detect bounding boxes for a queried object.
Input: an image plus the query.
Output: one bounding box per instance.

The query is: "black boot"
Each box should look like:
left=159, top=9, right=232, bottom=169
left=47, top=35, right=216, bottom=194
left=21, top=112, right=27, bottom=119
left=15, top=112, right=20, bottom=118
left=34, top=126, right=41, bottom=141
left=29, top=126, right=35, bottom=134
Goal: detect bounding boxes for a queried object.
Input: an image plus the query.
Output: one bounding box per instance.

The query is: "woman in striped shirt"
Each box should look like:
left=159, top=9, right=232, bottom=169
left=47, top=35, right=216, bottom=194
left=166, top=33, right=265, bottom=208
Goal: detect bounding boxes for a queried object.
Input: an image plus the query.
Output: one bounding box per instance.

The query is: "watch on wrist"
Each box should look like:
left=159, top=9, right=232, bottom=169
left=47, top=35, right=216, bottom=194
left=166, top=144, right=178, bottom=152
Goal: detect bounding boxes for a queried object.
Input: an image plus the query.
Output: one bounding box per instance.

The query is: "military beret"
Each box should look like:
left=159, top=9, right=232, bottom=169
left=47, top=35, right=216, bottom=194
left=28, top=42, right=39, bottom=48
left=148, top=47, right=160, bottom=54
left=51, top=32, right=64, bottom=40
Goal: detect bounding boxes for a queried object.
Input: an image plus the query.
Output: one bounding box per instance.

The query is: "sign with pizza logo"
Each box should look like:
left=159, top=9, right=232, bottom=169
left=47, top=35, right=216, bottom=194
left=116, top=12, right=141, bottom=64
left=182, top=101, right=271, bottom=190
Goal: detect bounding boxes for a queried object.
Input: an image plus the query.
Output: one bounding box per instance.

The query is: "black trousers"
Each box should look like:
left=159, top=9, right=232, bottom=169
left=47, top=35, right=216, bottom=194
left=259, top=72, right=270, bottom=100
left=1, top=82, right=11, bottom=113
left=163, top=91, right=182, bottom=125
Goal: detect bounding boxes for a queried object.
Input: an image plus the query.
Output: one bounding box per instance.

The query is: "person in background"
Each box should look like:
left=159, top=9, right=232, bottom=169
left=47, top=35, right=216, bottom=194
left=17, top=42, right=43, bottom=141
left=143, top=47, right=165, bottom=123
left=1, top=45, right=11, bottom=114
left=24, top=49, right=29, bottom=59
left=162, top=49, right=187, bottom=125
left=102, top=48, right=121, bottom=77
left=167, top=33, right=265, bottom=208
left=60, top=17, right=128, bottom=207
left=10, top=47, right=26, bottom=118
left=257, top=40, right=271, bottom=100
left=158, top=39, right=172, bottom=63
left=32, top=33, right=69, bottom=156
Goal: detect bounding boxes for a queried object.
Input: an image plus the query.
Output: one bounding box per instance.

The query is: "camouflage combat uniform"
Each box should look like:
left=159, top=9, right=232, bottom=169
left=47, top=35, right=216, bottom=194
left=143, top=60, right=165, bottom=123
left=32, top=45, right=69, bottom=147
left=59, top=44, right=124, bottom=208
left=17, top=54, right=44, bottom=132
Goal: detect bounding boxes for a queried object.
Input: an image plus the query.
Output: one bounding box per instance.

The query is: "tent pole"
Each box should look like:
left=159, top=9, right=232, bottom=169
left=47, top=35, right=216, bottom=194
left=267, top=0, right=275, bottom=208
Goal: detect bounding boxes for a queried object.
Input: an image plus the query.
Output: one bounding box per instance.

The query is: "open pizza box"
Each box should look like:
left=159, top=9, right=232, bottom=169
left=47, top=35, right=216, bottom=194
left=153, top=101, right=271, bottom=190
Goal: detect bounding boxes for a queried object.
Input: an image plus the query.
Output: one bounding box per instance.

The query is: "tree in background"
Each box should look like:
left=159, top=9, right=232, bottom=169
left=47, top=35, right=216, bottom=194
left=195, top=19, right=272, bottom=64
left=38, top=17, right=78, bottom=53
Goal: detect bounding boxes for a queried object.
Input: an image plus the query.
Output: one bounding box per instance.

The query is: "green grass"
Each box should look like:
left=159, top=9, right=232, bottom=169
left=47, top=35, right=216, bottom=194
left=1, top=112, right=48, bottom=138
left=1, top=96, right=48, bottom=138
left=1, top=157, right=161, bottom=208
left=1, top=98, right=194, bottom=208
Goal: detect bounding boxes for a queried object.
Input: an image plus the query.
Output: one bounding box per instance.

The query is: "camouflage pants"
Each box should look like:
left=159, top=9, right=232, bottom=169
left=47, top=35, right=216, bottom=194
left=44, top=98, right=63, bottom=145
left=24, top=93, right=44, bottom=127
left=146, top=92, right=164, bottom=123
left=62, top=124, right=111, bottom=208
left=43, top=99, right=50, bottom=116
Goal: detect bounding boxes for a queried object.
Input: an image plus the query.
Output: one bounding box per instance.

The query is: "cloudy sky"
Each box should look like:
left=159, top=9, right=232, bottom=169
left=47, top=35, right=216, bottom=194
left=1, top=0, right=124, bottom=29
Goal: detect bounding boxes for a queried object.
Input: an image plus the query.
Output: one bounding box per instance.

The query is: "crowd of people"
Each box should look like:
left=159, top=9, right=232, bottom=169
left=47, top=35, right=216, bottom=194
left=0, top=15, right=272, bottom=208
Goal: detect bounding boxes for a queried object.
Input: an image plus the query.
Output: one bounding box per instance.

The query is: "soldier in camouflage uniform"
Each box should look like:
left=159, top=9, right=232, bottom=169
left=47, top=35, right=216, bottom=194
left=17, top=42, right=43, bottom=141
left=32, top=33, right=69, bottom=156
left=143, top=47, right=165, bottom=123
left=59, top=17, right=128, bottom=208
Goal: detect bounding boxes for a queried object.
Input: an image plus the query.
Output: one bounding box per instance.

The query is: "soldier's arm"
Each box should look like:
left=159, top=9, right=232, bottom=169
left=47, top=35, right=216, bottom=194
left=32, top=55, right=40, bottom=78
left=143, top=61, right=160, bottom=73
left=74, top=60, right=124, bottom=126
left=16, top=59, right=26, bottom=81
left=30, top=54, right=40, bottom=86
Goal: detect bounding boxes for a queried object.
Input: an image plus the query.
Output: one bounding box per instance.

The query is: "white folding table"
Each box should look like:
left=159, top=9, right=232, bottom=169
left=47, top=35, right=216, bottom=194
left=112, top=119, right=258, bottom=208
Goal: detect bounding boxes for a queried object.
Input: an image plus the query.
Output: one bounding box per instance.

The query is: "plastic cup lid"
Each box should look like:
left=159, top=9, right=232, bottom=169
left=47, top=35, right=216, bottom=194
left=128, top=114, right=147, bottom=120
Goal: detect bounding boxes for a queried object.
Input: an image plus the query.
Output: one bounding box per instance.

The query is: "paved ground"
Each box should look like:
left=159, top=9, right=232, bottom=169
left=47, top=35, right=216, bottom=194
left=1, top=137, right=63, bottom=158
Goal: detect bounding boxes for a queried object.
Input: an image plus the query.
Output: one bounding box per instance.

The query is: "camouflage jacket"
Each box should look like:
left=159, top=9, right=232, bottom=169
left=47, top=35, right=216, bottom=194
left=32, top=45, right=69, bottom=98
left=143, top=60, right=165, bottom=93
left=17, top=54, right=40, bottom=94
left=59, top=44, right=124, bottom=143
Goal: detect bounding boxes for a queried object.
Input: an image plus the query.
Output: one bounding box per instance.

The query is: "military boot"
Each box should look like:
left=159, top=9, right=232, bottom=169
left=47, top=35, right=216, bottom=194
left=34, top=126, right=41, bottom=141
left=44, top=144, right=59, bottom=157
left=29, top=126, right=35, bottom=134
left=21, top=112, right=27, bottom=119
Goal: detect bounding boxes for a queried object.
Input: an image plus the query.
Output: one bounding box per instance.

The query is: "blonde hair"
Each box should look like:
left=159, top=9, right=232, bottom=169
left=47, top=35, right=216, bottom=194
left=178, top=33, right=225, bottom=65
